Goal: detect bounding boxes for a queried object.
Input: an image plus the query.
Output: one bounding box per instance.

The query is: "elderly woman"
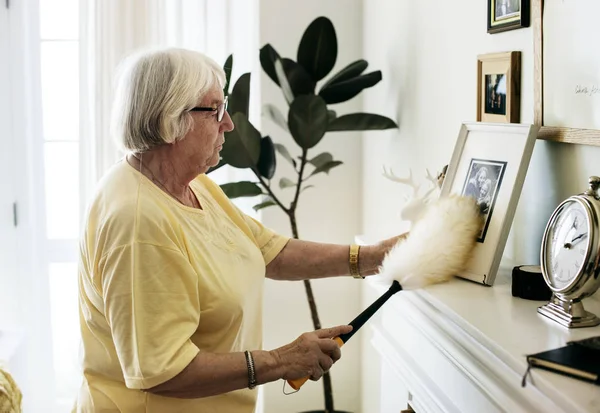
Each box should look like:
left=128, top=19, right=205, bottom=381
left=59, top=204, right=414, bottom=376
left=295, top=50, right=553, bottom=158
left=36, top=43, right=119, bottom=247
left=74, top=48, right=400, bottom=413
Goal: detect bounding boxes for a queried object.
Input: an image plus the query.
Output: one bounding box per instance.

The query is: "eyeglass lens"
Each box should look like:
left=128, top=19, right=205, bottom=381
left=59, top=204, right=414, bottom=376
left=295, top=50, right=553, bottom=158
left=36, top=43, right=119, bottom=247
left=218, top=97, right=229, bottom=122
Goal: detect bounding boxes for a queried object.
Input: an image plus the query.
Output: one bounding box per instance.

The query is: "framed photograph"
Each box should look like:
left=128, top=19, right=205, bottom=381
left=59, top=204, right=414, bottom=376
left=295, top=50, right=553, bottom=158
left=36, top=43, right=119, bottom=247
left=477, top=52, right=521, bottom=124
left=440, top=122, right=539, bottom=286
left=487, top=0, right=530, bottom=34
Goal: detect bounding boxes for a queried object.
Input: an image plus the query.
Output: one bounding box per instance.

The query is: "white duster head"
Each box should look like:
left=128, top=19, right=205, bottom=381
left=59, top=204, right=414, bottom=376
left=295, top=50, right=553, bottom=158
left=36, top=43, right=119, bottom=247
left=378, top=195, right=482, bottom=290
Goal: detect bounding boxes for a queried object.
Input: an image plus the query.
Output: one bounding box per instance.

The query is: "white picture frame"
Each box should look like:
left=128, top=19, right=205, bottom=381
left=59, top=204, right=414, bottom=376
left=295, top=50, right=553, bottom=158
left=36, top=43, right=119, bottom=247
left=440, top=122, right=539, bottom=285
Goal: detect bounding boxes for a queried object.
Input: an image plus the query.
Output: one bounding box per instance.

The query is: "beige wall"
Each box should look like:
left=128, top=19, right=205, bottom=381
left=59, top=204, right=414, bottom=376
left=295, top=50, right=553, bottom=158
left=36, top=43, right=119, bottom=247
left=259, top=1, right=364, bottom=412
left=258, top=1, right=600, bottom=412
left=361, top=1, right=600, bottom=412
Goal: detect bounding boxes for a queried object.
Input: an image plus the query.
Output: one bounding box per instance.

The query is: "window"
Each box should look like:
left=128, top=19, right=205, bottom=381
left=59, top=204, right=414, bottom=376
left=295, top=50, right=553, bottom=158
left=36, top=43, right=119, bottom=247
left=34, top=1, right=260, bottom=410
left=39, top=0, right=82, bottom=409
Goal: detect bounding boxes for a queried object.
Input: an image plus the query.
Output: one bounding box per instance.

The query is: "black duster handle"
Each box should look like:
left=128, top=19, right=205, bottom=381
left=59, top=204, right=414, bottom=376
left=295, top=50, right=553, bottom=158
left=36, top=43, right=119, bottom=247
left=338, top=280, right=403, bottom=343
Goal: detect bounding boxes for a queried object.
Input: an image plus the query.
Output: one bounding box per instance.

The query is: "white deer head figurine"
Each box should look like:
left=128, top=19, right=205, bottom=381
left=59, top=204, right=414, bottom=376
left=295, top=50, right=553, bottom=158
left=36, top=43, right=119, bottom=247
left=382, top=165, right=445, bottom=228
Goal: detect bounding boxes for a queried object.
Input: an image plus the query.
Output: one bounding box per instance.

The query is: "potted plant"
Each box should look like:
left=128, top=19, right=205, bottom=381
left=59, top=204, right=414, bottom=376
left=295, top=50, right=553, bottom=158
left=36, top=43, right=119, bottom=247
left=210, top=16, right=398, bottom=413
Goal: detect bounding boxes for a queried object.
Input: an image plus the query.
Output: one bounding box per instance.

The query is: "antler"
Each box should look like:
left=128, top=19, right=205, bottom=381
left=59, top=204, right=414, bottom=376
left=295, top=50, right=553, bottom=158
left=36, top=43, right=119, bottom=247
left=382, top=166, right=421, bottom=196
left=425, top=168, right=438, bottom=187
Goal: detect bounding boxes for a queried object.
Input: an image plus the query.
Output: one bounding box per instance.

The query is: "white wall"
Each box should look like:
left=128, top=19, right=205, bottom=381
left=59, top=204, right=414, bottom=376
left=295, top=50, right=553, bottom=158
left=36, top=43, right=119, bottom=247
left=360, top=1, right=600, bottom=412
left=258, top=1, right=364, bottom=412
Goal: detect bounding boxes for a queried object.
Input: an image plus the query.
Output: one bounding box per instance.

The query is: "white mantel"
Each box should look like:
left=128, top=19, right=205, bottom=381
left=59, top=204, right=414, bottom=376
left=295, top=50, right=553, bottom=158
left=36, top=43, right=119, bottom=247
left=362, top=266, right=600, bottom=413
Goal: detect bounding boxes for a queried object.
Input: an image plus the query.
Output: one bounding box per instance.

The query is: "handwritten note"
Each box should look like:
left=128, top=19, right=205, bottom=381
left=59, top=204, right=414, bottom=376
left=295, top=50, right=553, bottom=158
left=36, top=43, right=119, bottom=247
left=574, top=85, right=600, bottom=97
left=544, top=0, right=600, bottom=129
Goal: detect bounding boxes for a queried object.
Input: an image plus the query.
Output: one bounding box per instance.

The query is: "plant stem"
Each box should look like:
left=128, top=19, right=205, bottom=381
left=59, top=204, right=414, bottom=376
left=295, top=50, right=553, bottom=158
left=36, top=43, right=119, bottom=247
left=289, top=208, right=334, bottom=412
left=252, top=151, right=336, bottom=412
left=253, top=168, right=289, bottom=213
left=290, top=149, right=308, bottom=211
left=289, top=150, right=335, bottom=413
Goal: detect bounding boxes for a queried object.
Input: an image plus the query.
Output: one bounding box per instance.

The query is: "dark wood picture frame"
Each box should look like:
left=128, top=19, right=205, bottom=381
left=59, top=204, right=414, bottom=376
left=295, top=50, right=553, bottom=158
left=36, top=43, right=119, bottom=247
left=488, top=0, right=530, bottom=34
left=533, top=0, right=600, bottom=146
left=477, top=52, right=521, bottom=124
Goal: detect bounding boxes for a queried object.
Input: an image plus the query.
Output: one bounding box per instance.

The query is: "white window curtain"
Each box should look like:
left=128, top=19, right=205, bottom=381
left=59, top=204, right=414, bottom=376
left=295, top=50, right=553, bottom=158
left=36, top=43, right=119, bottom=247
left=1, top=1, right=56, bottom=412
left=1, top=1, right=259, bottom=412
left=79, top=0, right=260, bottom=205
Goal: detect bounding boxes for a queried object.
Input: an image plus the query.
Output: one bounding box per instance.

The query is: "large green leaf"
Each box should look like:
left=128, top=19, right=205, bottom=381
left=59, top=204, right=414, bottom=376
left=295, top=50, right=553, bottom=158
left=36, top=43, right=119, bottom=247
left=327, top=113, right=398, bottom=131
left=308, top=152, right=333, bottom=169
left=220, top=113, right=261, bottom=168
left=223, top=54, right=233, bottom=96
left=308, top=160, right=343, bottom=178
left=327, top=110, right=337, bottom=124
left=281, top=58, right=316, bottom=96
left=260, top=44, right=281, bottom=86
left=220, top=181, right=263, bottom=198
left=262, top=46, right=316, bottom=102
left=263, top=104, right=290, bottom=133
left=319, top=71, right=382, bottom=104
left=257, top=136, right=276, bottom=179
left=274, top=143, right=297, bottom=168
left=320, top=59, right=368, bottom=91
left=297, top=16, right=337, bottom=82
left=274, top=58, right=294, bottom=104
left=253, top=199, right=277, bottom=211
left=288, top=95, right=328, bottom=149
left=228, top=73, right=251, bottom=118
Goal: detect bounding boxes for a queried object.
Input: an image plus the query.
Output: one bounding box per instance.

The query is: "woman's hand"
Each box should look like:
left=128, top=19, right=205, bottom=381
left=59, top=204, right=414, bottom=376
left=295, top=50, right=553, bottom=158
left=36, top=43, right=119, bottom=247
left=377, top=232, right=409, bottom=255
left=270, top=325, right=352, bottom=381
left=355, top=233, right=410, bottom=277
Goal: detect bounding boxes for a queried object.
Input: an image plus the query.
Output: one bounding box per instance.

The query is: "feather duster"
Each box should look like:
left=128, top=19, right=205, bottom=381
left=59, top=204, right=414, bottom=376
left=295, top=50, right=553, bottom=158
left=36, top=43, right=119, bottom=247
left=377, top=193, right=482, bottom=289
left=287, top=194, right=482, bottom=391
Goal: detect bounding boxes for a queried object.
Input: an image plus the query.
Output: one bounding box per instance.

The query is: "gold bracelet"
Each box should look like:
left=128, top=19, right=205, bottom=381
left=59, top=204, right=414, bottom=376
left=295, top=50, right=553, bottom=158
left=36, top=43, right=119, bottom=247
left=349, top=244, right=363, bottom=279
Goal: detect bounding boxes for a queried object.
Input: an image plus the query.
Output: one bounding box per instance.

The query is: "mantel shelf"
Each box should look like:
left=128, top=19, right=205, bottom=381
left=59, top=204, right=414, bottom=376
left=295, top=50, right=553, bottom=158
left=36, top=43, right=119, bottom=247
left=359, top=232, right=600, bottom=413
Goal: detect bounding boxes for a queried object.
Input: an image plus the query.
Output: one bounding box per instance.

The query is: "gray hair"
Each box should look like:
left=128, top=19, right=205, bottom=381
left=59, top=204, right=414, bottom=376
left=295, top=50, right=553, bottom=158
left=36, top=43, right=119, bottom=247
left=111, top=47, right=226, bottom=152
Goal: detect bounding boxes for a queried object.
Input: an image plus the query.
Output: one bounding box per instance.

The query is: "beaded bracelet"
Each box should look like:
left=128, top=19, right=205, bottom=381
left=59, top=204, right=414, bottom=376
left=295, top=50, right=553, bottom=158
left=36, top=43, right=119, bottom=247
left=244, top=350, right=257, bottom=389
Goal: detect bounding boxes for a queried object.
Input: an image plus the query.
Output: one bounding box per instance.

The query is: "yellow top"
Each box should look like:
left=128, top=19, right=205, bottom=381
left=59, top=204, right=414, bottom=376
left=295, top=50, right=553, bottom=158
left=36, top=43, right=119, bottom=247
left=74, top=161, right=289, bottom=413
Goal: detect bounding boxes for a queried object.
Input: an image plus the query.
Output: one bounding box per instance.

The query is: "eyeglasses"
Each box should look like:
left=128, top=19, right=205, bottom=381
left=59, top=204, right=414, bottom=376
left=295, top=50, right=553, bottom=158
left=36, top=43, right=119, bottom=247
left=189, top=96, right=229, bottom=122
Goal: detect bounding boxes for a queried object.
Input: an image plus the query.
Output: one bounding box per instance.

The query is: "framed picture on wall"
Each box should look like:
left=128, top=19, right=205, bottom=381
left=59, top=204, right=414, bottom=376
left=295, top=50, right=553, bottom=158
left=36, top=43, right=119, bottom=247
left=487, top=0, right=530, bottom=34
left=477, top=52, right=521, bottom=124
left=440, top=122, right=539, bottom=286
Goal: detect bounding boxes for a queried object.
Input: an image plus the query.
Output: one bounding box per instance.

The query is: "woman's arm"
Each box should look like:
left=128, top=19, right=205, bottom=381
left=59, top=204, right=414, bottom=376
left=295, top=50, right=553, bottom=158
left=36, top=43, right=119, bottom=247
left=265, top=234, right=406, bottom=281
left=146, top=325, right=351, bottom=398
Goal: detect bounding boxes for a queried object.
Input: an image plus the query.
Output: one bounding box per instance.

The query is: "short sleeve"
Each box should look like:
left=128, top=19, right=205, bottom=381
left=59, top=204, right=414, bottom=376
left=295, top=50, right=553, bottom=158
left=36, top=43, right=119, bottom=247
left=240, top=214, right=289, bottom=265
left=99, top=243, right=201, bottom=389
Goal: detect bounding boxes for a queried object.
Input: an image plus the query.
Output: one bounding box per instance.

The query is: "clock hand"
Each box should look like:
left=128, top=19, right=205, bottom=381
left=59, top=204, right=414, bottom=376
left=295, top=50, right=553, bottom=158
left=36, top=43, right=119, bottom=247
left=571, top=232, right=588, bottom=246
left=564, top=232, right=588, bottom=249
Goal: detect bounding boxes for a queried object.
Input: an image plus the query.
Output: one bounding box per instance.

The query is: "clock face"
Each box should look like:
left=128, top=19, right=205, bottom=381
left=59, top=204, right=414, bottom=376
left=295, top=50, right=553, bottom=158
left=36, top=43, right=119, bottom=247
left=544, top=200, right=591, bottom=291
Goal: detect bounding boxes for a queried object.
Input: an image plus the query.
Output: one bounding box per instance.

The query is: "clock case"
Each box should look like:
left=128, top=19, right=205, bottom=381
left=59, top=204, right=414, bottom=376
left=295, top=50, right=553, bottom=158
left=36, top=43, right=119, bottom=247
left=539, top=177, right=600, bottom=328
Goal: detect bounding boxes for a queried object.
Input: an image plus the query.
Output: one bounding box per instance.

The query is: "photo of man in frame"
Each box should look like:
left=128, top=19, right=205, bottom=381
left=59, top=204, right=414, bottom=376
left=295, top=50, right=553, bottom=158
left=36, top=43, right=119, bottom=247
left=461, top=159, right=507, bottom=242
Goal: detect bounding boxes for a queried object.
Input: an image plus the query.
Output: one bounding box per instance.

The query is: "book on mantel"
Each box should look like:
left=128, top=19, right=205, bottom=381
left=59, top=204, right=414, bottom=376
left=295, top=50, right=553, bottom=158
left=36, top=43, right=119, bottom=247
left=526, top=335, right=600, bottom=386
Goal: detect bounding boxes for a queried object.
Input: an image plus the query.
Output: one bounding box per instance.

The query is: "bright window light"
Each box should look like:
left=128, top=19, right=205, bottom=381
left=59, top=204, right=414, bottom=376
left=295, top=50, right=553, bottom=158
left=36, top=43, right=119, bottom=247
left=43, top=142, right=79, bottom=239
left=39, top=1, right=81, bottom=410
left=40, top=41, right=79, bottom=141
